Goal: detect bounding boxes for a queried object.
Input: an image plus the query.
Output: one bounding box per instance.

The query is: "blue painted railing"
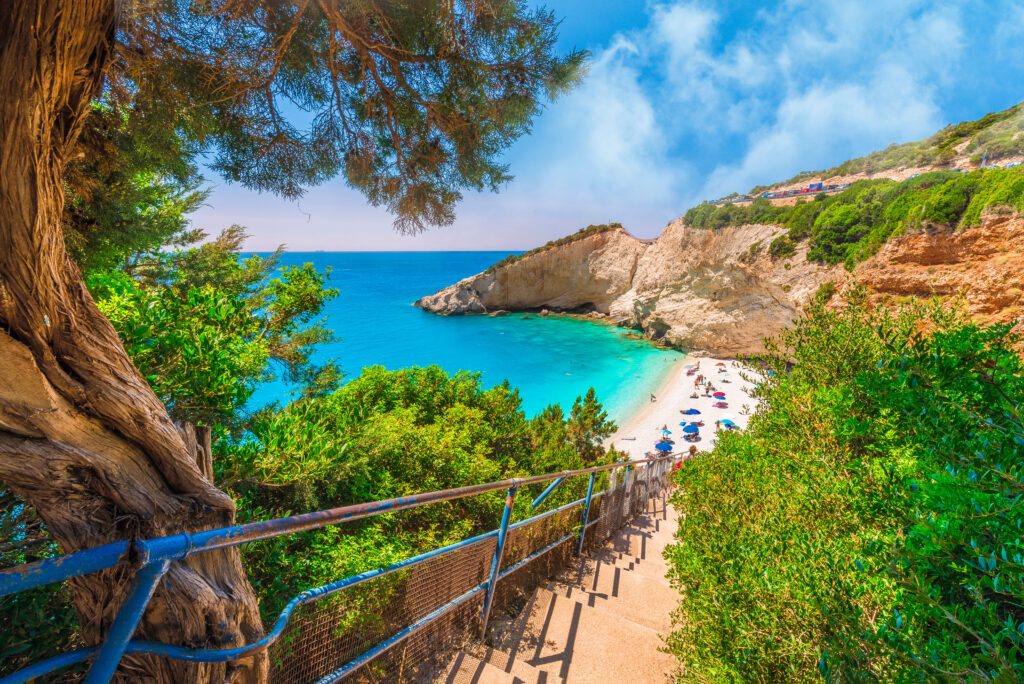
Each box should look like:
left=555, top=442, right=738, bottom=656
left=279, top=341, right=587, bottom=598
left=0, top=454, right=673, bottom=683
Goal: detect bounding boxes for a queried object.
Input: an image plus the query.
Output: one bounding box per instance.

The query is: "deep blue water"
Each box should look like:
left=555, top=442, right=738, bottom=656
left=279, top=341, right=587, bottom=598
left=250, top=252, right=682, bottom=423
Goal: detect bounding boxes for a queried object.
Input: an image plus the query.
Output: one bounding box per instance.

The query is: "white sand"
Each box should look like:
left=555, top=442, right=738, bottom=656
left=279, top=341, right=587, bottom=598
left=606, top=355, right=760, bottom=459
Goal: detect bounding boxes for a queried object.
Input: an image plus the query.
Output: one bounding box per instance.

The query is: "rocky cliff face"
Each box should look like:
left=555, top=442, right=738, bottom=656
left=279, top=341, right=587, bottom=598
left=416, top=224, right=839, bottom=356
left=417, top=213, right=1024, bottom=357
left=847, top=213, right=1024, bottom=326
left=416, top=228, right=646, bottom=315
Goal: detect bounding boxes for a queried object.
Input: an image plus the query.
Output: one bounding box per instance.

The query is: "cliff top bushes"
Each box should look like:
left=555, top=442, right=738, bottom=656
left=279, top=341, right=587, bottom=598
left=686, top=166, right=1024, bottom=268
left=755, top=102, right=1024, bottom=191
left=484, top=222, right=624, bottom=273
left=667, top=293, right=1024, bottom=680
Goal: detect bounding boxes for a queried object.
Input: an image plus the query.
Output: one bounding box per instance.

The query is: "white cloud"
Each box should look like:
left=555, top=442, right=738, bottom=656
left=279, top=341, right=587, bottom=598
left=204, top=0, right=1023, bottom=249
left=702, top=70, right=940, bottom=197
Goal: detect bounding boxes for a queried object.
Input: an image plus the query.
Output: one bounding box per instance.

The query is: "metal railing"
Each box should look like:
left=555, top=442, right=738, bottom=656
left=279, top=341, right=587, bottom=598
left=0, top=454, right=675, bottom=683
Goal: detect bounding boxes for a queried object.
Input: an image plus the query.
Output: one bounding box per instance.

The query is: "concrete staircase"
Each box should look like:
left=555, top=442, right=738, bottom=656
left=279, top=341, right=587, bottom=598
left=439, top=498, right=680, bottom=683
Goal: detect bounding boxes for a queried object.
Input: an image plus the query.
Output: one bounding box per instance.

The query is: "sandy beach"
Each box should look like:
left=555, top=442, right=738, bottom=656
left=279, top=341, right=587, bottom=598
left=606, top=355, right=760, bottom=459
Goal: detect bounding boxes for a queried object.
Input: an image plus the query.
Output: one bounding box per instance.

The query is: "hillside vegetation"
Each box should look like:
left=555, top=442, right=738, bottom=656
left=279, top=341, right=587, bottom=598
left=686, top=166, right=1024, bottom=267
left=668, top=293, right=1024, bottom=680
left=756, top=102, right=1024, bottom=191
left=484, top=222, right=623, bottom=274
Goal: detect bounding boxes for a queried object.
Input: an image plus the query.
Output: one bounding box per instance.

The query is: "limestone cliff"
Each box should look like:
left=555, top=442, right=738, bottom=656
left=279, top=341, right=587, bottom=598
left=416, top=227, right=646, bottom=315
left=416, top=224, right=839, bottom=356
left=416, top=214, right=1024, bottom=357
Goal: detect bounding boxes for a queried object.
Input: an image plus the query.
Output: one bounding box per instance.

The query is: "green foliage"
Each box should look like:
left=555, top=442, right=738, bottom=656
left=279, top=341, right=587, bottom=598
left=686, top=167, right=1024, bottom=267
left=63, top=103, right=205, bottom=272
left=769, top=233, right=796, bottom=259
left=0, top=491, right=80, bottom=674
left=484, top=223, right=625, bottom=274
left=215, top=366, right=613, bottom=620
left=111, top=2, right=586, bottom=231
left=567, top=388, right=617, bottom=466
left=88, top=227, right=338, bottom=426
left=666, top=292, right=1024, bottom=681
left=759, top=102, right=1024, bottom=189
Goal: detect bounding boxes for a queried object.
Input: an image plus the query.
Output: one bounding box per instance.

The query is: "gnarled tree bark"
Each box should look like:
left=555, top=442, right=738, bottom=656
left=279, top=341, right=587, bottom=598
left=0, top=2, right=266, bottom=681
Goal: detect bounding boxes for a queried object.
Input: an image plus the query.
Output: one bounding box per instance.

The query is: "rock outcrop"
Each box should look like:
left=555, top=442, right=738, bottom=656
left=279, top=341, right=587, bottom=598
left=416, top=224, right=839, bottom=356
left=417, top=213, right=1024, bottom=357
left=417, top=228, right=647, bottom=315
left=848, top=213, right=1024, bottom=326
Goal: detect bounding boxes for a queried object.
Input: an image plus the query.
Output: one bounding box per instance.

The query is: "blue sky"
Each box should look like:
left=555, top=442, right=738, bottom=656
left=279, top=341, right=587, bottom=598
left=192, top=0, right=1024, bottom=251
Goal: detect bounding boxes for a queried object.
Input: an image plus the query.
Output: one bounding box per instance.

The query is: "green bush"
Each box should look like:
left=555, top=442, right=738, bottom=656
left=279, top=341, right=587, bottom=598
left=216, top=365, right=616, bottom=620
left=768, top=233, right=796, bottom=259
left=666, top=293, right=1024, bottom=680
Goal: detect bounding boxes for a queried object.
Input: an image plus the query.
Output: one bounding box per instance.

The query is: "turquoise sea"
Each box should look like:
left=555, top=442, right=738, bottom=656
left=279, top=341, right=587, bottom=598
left=250, top=252, right=683, bottom=424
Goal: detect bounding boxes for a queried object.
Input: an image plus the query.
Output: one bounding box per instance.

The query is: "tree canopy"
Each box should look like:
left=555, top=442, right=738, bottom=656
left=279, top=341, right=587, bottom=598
left=92, top=1, right=585, bottom=235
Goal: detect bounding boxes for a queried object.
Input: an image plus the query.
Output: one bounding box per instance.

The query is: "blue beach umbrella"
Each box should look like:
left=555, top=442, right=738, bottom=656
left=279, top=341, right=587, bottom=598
left=655, top=441, right=673, bottom=452
left=720, top=418, right=736, bottom=428
left=682, top=424, right=700, bottom=434
left=682, top=408, right=701, bottom=415
left=661, top=428, right=672, bottom=435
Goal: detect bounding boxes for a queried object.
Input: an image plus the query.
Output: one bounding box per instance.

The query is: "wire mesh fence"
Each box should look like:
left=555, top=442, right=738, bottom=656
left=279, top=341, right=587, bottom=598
left=264, top=460, right=672, bottom=683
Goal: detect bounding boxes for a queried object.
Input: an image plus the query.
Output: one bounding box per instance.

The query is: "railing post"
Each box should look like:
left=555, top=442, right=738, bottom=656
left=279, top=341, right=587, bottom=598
left=85, top=559, right=171, bottom=684
left=575, top=472, right=597, bottom=556
left=480, top=486, right=517, bottom=637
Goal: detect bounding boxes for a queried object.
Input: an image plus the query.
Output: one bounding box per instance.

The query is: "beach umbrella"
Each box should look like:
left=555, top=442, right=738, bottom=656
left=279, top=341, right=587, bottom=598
left=661, top=428, right=672, bottom=435
left=682, top=424, right=700, bottom=434
left=720, top=418, right=736, bottom=427
left=655, top=441, right=673, bottom=452
left=713, top=392, right=726, bottom=398
left=682, top=408, right=701, bottom=415
left=715, top=362, right=726, bottom=367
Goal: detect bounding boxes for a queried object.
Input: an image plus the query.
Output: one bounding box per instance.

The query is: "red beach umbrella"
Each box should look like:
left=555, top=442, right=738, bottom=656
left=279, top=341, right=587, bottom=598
left=713, top=391, right=726, bottom=398
left=715, top=362, right=726, bottom=367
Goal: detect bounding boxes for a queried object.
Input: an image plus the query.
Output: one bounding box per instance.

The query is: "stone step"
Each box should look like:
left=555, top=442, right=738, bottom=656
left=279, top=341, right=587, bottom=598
left=440, top=650, right=527, bottom=684
left=586, top=545, right=670, bottom=581
left=493, top=587, right=677, bottom=683
left=605, top=516, right=675, bottom=560
left=553, top=562, right=678, bottom=631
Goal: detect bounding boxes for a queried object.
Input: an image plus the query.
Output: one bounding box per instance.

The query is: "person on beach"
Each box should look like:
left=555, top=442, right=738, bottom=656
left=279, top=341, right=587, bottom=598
left=688, top=445, right=698, bottom=459
left=650, top=393, right=656, bottom=403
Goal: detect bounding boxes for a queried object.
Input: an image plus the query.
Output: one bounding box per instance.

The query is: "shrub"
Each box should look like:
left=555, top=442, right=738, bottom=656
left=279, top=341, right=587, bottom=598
left=666, top=293, right=1024, bottom=680
left=768, top=233, right=796, bottom=259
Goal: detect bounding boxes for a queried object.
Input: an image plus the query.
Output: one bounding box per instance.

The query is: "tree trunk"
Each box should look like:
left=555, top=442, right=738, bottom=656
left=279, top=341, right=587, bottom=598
left=0, top=2, right=266, bottom=681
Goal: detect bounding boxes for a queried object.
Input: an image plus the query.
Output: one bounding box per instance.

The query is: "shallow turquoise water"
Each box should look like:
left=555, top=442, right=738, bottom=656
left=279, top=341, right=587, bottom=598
left=250, top=252, right=682, bottom=424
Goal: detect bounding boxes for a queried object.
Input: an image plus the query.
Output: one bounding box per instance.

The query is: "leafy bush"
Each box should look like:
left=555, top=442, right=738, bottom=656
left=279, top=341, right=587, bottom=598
left=666, top=292, right=1024, bottom=680
left=216, top=366, right=616, bottom=620
left=88, top=226, right=338, bottom=426
left=768, top=233, right=796, bottom=259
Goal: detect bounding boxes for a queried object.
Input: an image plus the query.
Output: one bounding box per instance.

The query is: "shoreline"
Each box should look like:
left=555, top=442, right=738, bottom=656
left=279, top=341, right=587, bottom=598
left=606, top=354, right=759, bottom=460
